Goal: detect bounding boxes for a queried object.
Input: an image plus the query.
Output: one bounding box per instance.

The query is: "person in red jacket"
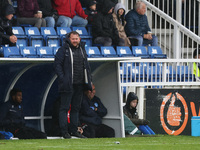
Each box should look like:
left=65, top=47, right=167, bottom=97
left=52, top=0, right=88, bottom=27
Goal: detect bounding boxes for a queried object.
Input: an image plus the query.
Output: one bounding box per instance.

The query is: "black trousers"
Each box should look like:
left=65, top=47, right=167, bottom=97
left=0, top=37, right=16, bottom=46
left=6, top=125, right=47, bottom=139
left=82, top=123, right=115, bottom=138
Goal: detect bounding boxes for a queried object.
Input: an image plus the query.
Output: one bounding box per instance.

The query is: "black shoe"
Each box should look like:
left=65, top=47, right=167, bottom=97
left=71, top=132, right=87, bottom=138
left=63, top=133, right=71, bottom=139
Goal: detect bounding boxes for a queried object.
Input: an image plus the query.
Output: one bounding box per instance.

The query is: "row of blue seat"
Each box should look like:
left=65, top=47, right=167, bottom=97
left=12, top=26, right=92, bottom=48
left=3, top=46, right=167, bottom=58
left=86, top=46, right=167, bottom=58
left=120, top=63, right=195, bottom=82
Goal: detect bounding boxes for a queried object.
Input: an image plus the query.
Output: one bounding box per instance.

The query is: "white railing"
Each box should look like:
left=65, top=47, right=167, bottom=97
left=119, top=59, right=200, bottom=119
left=120, top=0, right=200, bottom=59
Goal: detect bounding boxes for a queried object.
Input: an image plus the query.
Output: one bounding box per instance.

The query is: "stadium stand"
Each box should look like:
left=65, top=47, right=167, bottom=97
left=85, top=46, right=102, bottom=58
left=12, top=27, right=28, bottom=48
left=37, top=46, right=54, bottom=58
left=24, top=27, right=44, bottom=47
left=3, top=46, right=22, bottom=57
left=147, top=46, right=167, bottom=59
left=20, top=46, right=39, bottom=58
left=56, top=27, right=71, bottom=46
left=40, top=27, right=60, bottom=47
left=116, top=46, right=133, bottom=57
left=132, top=46, right=150, bottom=58
left=100, top=46, right=118, bottom=57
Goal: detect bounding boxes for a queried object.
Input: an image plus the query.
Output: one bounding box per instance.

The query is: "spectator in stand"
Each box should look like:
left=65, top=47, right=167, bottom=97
left=0, top=4, right=17, bottom=47
left=37, top=0, right=58, bottom=27
left=0, top=88, right=47, bottom=139
left=79, top=0, right=90, bottom=8
left=84, top=0, right=98, bottom=24
left=113, top=3, right=131, bottom=47
left=80, top=84, right=115, bottom=138
left=125, top=1, right=158, bottom=46
left=193, top=48, right=200, bottom=81
left=92, top=0, right=125, bottom=46
left=17, top=0, right=46, bottom=29
left=124, top=92, right=155, bottom=136
left=52, top=0, right=88, bottom=27
left=0, top=0, right=9, bottom=17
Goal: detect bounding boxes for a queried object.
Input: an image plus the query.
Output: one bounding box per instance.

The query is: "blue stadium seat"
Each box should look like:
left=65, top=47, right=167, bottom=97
left=53, top=47, right=60, bottom=55
left=100, top=46, right=118, bottom=57
left=148, top=46, right=167, bottom=58
left=25, top=27, right=44, bottom=47
left=56, top=27, right=71, bottom=46
left=71, top=27, right=92, bottom=47
left=177, top=66, right=195, bottom=82
left=132, top=46, right=150, bottom=58
left=20, top=46, right=39, bottom=58
left=37, top=47, right=54, bottom=58
left=3, top=46, right=22, bottom=58
left=12, top=27, right=28, bottom=47
left=41, top=27, right=60, bottom=47
left=148, top=66, right=162, bottom=82
left=116, top=46, right=133, bottom=57
left=85, top=47, right=102, bottom=57
left=166, top=66, right=176, bottom=82
left=131, top=65, right=147, bottom=82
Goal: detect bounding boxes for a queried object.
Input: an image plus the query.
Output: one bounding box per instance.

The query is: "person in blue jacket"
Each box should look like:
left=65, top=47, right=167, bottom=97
left=125, top=1, right=158, bottom=46
left=54, top=31, right=92, bottom=139
left=0, top=88, right=47, bottom=139
left=79, top=84, right=115, bottom=138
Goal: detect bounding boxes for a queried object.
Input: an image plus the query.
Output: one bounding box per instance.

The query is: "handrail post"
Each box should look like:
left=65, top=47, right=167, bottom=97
left=176, top=0, right=182, bottom=24
left=173, top=25, right=181, bottom=59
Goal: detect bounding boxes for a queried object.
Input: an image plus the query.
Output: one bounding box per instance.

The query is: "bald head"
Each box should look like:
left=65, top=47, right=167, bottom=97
left=135, top=1, right=146, bottom=15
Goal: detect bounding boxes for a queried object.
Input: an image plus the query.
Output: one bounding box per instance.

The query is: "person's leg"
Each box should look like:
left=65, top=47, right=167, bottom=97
left=145, top=125, right=155, bottom=135
left=45, top=17, right=55, bottom=27
left=71, top=15, right=88, bottom=27
left=94, top=37, right=112, bottom=46
left=17, top=17, right=43, bottom=29
left=56, top=16, right=72, bottom=27
left=24, top=126, right=47, bottom=139
left=129, top=35, right=143, bottom=46
left=41, top=18, right=46, bottom=27
left=69, top=84, right=84, bottom=134
left=143, top=35, right=158, bottom=46
left=2, top=37, right=16, bottom=46
left=124, top=114, right=141, bottom=135
left=95, top=124, right=115, bottom=138
left=138, top=125, right=151, bottom=135
left=59, top=92, right=73, bottom=136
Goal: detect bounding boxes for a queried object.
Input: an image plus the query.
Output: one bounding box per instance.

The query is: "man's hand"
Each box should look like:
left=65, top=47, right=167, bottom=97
left=9, top=35, right=17, bottom=43
left=34, top=13, right=42, bottom=18
left=143, top=34, right=153, bottom=40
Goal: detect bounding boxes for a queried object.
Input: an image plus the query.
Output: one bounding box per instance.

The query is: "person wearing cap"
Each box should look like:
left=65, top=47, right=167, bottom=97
left=17, top=0, right=46, bottom=29
left=123, top=92, right=155, bottom=136
left=193, top=48, right=200, bottom=81
left=52, top=0, right=88, bottom=27
left=0, top=4, right=17, bottom=47
left=84, top=0, right=98, bottom=24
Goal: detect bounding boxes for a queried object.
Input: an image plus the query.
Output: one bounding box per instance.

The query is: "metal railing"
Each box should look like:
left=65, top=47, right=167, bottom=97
left=119, top=0, right=200, bottom=59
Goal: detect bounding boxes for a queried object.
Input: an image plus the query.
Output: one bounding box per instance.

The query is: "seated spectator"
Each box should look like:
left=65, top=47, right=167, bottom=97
left=113, top=3, right=131, bottom=47
left=80, top=84, right=115, bottom=138
left=123, top=92, right=155, bottom=135
left=37, top=0, right=59, bottom=27
left=17, top=0, right=46, bottom=29
left=52, top=0, right=88, bottom=27
left=193, top=48, right=200, bottom=81
left=96, top=0, right=117, bottom=11
left=0, top=88, right=47, bottom=139
left=125, top=1, right=158, bottom=46
left=79, top=0, right=90, bottom=8
left=84, top=0, right=98, bottom=24
left=92, top=0, right=125, bottom=46
left=0, top=4, right=17, bottom=47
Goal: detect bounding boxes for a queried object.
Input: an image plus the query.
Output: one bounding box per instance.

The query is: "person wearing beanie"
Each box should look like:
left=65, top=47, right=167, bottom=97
left=123, top=92, right=155, bottom=136
left=84, top=0, right=98, bottom=24
left=0, top=4, right=18, bottom=47
left=193, top=48, right=200, bottom=81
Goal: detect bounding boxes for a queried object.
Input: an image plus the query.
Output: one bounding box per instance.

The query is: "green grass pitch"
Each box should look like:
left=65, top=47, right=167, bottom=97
left=0, top=135, right=200, bottom=150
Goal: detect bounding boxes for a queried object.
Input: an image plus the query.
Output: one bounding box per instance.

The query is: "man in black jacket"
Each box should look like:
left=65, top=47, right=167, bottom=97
left=92, top=0, right=124, bottom=46
left=0, top=88, right=47, bottom=139
left=80, top=84, right=115, bottom=138
left=54, top=31, right=92, bottom=139
left=0, top=4, right=17, bottom=46
left=37, top=0, right=58, bottom=27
